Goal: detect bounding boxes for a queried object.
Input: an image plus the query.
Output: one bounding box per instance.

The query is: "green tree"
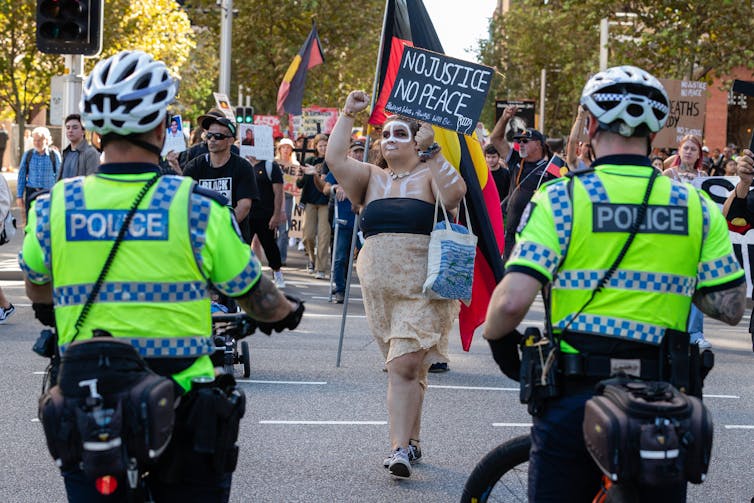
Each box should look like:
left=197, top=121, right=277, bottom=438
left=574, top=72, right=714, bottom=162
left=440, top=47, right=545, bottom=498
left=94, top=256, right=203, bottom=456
left=479, top=0, right=754, bottom=139
left=0, top=0, right=194, bottom=164
left=0, top=1, right=64, bottom=162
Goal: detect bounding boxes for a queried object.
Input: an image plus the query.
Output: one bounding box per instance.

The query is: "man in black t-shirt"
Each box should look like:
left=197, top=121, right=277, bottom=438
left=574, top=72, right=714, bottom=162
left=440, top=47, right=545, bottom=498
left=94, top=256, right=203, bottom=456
left=183, top=115, right=259, bottom=243
left=484, top=143, right=510, bottom=207
left=247, top=156, right=286, bottom=288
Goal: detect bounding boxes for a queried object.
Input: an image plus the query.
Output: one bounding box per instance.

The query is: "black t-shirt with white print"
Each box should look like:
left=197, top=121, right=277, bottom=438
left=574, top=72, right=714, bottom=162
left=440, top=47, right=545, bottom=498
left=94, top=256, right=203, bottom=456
left=183, top=153, right=260, bottom=207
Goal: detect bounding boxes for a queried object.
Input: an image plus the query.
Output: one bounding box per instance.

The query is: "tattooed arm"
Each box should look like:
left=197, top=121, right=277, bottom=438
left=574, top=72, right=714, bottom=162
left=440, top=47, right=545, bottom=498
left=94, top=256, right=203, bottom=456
left=693, top=281, right=746, bottom=325
left=234, top=276, right=296, bottom=322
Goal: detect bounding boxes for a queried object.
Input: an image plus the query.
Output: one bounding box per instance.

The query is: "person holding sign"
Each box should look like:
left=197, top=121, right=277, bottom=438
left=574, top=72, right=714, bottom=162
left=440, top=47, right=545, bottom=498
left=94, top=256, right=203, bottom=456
left=325, top=90, right=466, bottom=479
left=490, top=109, right=555, bottom=262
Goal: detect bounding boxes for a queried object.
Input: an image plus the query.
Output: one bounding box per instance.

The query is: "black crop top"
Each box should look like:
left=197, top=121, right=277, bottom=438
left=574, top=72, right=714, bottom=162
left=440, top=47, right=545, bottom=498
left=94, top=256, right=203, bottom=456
left=360, top=198, right=435, bottom=238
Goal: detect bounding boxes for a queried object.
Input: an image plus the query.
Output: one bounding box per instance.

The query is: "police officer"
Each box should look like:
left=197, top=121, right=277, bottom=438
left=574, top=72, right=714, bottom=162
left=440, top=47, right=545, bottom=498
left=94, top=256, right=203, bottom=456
left=484, top=66, right=746, bottom=502
left=20, top=50, right=304, bottom=502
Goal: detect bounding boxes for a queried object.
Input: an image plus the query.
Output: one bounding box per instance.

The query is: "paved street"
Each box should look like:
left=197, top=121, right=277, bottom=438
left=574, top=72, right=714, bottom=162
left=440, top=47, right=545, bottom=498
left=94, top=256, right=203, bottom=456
left=1, top=226, right=754, bottom=502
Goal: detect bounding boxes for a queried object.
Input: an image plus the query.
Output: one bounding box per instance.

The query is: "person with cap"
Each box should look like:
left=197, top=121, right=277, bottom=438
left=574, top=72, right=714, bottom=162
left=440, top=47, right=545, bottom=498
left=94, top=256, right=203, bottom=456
left=178, top=109, right=241, bottom=172
left=489, top=111, right=556, bottom=261
left=21, top=49, right=304, bottom=501
left=274, top=137, right=301, bottom=265
left=484, top=65, right=745, bottom=502
left=304, top=140, right=363, bottom=303
left=183, top=113, right=259, bottom=244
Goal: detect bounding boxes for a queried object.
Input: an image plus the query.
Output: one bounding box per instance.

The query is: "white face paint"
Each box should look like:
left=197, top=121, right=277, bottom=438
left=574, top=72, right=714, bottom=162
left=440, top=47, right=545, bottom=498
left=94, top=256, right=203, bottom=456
left=382, top=121, right=414, bottom=144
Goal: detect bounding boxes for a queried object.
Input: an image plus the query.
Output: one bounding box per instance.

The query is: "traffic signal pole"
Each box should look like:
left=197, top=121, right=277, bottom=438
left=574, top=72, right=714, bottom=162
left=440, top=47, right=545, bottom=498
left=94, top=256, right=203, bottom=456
left=62, top=54, right=84, bottom=148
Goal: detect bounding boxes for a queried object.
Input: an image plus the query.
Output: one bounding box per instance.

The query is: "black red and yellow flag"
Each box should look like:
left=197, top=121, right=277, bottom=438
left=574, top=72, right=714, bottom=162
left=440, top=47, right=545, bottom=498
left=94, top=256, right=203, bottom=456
left=277, top=23, right=325, bottom=116
left=370, top=0, right=505, bottom=351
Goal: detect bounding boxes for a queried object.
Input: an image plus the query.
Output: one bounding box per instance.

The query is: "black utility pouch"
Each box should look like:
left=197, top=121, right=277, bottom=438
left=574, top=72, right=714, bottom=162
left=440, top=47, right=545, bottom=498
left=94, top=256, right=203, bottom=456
left=518, top=327, right=561, bottom=416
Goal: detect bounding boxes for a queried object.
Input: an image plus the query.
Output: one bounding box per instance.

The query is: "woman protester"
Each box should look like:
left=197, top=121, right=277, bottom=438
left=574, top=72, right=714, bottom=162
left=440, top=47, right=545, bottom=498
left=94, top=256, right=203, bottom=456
left=662, top=134, right=711, bottom=349
left=325, top=90, right=466, bottom=479
left=275, top=138, right=301, bottom=265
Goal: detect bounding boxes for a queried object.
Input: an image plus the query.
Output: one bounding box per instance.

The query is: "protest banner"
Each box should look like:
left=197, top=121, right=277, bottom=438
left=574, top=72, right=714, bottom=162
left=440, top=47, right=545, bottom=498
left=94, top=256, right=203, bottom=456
left=213, top=92, right=236, bottom=122
left=692, top=176, right=754, bottom=295
left=254, top=114, right=283, bottom=138
left=288, top=107, right=339, bottom=139
left=281, top=165, right=302, bottom=199
left=161, top=115, right=187, bottom=157
left=239, top=124, right=274, bottom=160
left=384, top=46, right=493, bottom=135
left=653, top=79, right=707, bottom=149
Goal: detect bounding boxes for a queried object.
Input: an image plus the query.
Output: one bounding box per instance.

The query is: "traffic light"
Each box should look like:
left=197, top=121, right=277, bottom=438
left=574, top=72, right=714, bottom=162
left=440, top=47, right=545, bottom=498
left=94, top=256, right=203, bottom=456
left=243, top=107, right=254, bottom=123
left=235, top=107, right=244, bottom=124
left=36, top=0, right=104, bottom=56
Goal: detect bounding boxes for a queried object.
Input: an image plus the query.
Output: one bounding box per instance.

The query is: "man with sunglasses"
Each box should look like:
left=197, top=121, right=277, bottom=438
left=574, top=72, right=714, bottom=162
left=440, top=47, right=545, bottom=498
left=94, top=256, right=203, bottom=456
left=183, top=114, right=259, bottom=243
left=490, top=107, right=555, bottom=261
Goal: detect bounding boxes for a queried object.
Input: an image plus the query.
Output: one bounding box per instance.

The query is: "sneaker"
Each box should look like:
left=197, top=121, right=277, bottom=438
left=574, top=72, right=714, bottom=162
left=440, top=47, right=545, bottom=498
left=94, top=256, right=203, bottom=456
left=428, top=362, right=449, bottom=373
left=306, top=261, right=315, bottom=273
left=386, top=447, right=411, bottom=478
left=273, top=271, right=286, bottom=289
left=0, top=304, right=15, bottom=323
left=334, top=292, right=345, bottom=304
left=695, top=336, right=712, bottom=351
left=383, top=443, right=421, bottom=468
left=314, top=271, right=326, bottom=280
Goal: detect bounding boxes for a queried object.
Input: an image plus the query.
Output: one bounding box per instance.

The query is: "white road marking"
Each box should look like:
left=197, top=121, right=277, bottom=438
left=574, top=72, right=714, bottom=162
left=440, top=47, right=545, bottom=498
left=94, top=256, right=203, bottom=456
left=236, top=379, right=327, bottom=385
left=724, top=425, right=754, bottom=430
left=703, top=394, right=740, bottom=399
left=259, top=420, right=387, bottom=425
left=31, top=418, right=39, bottom=423
left=33, top=371, right=47, bottom=375
left=429, top=385, right=519, bottom=391
left=492, top=422, right=533, bottom=427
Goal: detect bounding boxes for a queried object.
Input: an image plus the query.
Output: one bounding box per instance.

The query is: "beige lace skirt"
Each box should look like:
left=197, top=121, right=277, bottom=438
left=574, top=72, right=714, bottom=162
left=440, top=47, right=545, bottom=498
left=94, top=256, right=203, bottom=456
left=356, top=233, right=459, bottom=366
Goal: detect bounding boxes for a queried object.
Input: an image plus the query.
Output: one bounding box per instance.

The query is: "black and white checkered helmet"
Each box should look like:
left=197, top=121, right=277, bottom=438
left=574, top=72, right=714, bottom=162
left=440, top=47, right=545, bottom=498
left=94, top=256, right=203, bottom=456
left=80, top=50, right=177, bottom=136
left=580, top=66, right=669, bottom=137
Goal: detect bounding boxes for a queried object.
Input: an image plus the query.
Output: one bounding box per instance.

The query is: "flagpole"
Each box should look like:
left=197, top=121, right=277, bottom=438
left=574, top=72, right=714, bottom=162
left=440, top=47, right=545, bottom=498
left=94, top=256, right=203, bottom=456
left=335, top=0, right=392, bottom=368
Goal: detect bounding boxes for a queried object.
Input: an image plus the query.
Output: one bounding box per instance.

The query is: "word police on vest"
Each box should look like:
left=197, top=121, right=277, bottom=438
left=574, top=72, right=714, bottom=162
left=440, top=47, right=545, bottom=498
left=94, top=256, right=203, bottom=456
left=592, top=204, right=688, bottom=235
left=67, top=210, right=169, bottom=241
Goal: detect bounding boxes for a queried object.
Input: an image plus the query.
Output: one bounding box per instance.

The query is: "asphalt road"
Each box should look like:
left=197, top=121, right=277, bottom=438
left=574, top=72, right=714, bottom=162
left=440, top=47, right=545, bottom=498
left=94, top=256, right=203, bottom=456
left=1, top=237, right=754, bottom=502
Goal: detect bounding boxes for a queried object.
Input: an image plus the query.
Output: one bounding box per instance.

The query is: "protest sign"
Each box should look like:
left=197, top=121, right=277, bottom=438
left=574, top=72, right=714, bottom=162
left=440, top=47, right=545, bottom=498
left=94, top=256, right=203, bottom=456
left=213, top=92, right=236, bottom=122
left=161, top=114, right=187, bottom=157
left=653, top=79, right=706, bottom=149
left=385, top=46, right=493, bottom=135
left=288, top=201, right=304, bottom=239
left=495, top=99, right=536, bottom=141
left=288, top=107, right=339, bottom=139
left=254, top=115, right=283, bottom=138
left=281, top=165, right=302, bottom=198
left=692, top=176, right=754, bottom=295
left=239, top=124, right=274, bottom=160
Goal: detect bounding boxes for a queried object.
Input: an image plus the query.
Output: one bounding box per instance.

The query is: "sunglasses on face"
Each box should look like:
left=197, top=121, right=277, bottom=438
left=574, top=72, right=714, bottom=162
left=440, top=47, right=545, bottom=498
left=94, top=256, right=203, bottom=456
left=205, top=132, right=233, bottom=141
left=518, top=139, right=530, bottom=144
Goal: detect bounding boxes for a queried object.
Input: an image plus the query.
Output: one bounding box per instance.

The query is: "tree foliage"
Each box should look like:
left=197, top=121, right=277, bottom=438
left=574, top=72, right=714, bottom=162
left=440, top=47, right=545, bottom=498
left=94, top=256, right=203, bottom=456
left=479, top=0, right=754, bottom=139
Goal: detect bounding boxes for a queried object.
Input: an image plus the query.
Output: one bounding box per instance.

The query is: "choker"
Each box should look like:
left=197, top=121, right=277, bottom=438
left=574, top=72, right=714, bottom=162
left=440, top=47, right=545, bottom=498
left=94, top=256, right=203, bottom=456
left=388, top=169, right=412, bottom=180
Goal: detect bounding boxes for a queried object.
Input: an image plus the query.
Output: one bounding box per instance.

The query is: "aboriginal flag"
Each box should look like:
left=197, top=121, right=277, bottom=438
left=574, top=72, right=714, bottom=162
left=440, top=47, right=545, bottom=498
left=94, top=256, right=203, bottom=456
left=277, top=23, right=325, bottom=116
left=370, top=0, right=505, bottom=351
left=546, top=154, right=566, bottom=178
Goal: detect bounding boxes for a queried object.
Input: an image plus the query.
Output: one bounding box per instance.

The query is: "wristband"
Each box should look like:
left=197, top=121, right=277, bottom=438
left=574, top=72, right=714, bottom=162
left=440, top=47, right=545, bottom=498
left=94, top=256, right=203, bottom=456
left=418, top=142, right=441, bottom=162
left=342, top=109, right=357, bottom=119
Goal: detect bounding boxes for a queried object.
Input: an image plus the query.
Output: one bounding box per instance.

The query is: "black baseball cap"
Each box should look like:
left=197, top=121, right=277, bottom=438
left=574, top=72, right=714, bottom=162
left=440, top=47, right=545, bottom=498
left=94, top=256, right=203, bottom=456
left=198, top=110, right=237, bottom=137
left=513, top=128, right=546, bottom=144
left=350, top=140, right=365, bottom=151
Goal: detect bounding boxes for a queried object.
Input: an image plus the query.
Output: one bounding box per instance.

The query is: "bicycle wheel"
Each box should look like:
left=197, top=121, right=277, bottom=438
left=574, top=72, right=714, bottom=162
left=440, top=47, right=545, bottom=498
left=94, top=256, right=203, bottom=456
left=241, top=341, right=251, bottom=377
left=461, top=435, right=531, bottom=503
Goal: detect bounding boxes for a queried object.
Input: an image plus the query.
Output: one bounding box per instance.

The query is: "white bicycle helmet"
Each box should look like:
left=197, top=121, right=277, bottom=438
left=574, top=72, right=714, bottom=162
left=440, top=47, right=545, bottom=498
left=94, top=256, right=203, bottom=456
left=80, top=50, right=177, bottom=136
left=580, top=65, right=669, bottom=137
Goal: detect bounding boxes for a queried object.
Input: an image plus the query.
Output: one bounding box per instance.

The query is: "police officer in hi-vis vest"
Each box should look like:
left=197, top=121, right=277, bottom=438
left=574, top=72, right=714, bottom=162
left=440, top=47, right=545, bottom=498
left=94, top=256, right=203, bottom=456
left=21, top=50, right=304, bottom=502
left=484, top=66, right=746, bottom=502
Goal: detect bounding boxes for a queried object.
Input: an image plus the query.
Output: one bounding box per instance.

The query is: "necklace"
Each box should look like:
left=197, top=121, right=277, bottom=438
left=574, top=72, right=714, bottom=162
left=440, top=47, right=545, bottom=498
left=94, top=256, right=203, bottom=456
left=387, top=169, right=412, bottom=180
